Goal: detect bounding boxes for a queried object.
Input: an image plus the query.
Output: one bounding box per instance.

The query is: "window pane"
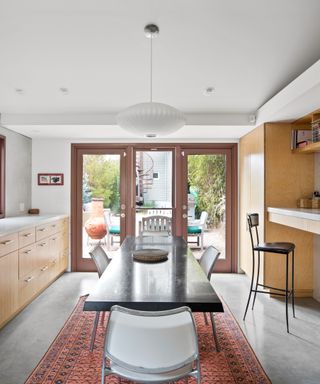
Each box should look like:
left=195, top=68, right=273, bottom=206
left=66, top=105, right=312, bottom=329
left=187, top=154, right=226, bottom=259
left=82, top=154, right=121, bottom=258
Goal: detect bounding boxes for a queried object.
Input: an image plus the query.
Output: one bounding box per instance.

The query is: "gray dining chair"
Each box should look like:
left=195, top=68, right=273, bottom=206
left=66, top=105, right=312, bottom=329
left=199, top=245, right=221, bottom=351
left=89, top=245, right=111, bottom=351
left=101, top=305, right=201, bottom=384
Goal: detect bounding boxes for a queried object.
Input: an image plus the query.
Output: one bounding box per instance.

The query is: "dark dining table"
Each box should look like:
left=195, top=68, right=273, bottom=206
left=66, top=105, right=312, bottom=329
left=84, top=236, right=224, bottom=313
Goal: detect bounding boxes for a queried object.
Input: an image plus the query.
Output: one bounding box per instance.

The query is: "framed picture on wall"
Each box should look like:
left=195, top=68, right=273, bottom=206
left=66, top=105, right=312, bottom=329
left=38, top=173, right=64, bottom=186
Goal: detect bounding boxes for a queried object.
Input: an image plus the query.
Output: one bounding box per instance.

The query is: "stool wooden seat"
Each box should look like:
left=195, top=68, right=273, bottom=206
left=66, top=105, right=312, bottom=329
left=243, top=213, right=295, bottom=333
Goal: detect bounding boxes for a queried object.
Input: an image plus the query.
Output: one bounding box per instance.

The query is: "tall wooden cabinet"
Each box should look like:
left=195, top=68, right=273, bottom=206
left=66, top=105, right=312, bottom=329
left=0, top=216, right=69, bottom=329
left=240, top=123, right=314, bottom=296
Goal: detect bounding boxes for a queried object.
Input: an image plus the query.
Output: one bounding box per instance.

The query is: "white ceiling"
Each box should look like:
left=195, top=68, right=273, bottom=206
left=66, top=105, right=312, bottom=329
left=1, top=0, right=320, bottom=138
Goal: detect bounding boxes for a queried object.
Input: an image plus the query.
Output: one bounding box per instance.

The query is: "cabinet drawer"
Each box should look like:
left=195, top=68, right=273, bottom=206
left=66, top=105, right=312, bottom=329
left=18, top=228, right=35, bottom=248
left=0, top=233, right=18, bottom=258
left=18, top=273, right=39, bottom=307
left=36, top=223, right=52, bottom=241
left=62, top=218, right=69, bottom=232
left=19, top=244, right=37, bottom=279
left=35, top=239, right=50, bottom=267
left=49, top=220, right=62, bottom=234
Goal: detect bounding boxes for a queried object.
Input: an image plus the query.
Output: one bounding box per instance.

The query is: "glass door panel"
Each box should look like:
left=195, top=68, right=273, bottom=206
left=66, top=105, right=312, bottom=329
left=82, top=154, right=122, bottom=259
left=181, top=148, right=233, bottom=272
left=134, top=150, right=173, bottom=237
left=187, top=154, right=226, bottom=260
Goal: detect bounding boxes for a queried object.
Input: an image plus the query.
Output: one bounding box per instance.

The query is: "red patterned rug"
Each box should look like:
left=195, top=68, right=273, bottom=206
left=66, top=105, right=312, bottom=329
left=25, top=297, right=271, bottom=384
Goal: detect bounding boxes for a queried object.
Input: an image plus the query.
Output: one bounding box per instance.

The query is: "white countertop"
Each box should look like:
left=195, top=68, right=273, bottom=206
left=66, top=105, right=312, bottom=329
left=0, top=214, right=68, bottom=236
left=267, top=207, right=320, bottom=221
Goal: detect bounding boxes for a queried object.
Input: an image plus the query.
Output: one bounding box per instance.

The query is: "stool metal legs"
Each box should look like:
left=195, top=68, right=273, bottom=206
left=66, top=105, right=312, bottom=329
left=243, top=248, right=255, bottom=321
left=292, top=250, right=295, bottom=318
left=243, top=250, right=295, bottom=333
left=251, top=251, right=261, bottom=310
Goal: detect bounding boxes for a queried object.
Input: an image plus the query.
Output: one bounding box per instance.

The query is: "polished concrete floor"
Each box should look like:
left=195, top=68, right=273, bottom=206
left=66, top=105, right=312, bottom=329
left=0, top=272, right=319, bottom=384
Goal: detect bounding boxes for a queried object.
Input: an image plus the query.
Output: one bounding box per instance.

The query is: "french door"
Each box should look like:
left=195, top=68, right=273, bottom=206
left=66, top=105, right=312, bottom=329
left=71, top=145, right=128, bottom=272
left=71, top=144, right=237, bottom=272
left=180, top=147, right=237, bottom=272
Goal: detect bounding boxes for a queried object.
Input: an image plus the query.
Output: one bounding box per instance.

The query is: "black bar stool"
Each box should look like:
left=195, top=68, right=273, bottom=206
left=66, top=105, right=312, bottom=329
left=243, top=213, right=295, bottom=332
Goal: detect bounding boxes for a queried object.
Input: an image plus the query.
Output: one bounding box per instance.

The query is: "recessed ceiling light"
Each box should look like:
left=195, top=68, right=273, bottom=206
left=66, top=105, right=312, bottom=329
left=203, top=87, right=215, bottom=96
left=59, top=87, right=69, bottom=95
left=15, top=88, right=25, bottom=95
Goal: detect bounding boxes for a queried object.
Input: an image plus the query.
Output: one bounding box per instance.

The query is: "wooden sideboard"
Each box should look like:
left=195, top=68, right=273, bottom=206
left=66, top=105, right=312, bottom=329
left=0, top=215, right=69, bottom=329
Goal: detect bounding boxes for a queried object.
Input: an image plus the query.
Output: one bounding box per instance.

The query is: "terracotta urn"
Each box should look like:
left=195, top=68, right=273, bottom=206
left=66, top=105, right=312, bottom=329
left=84, top=198, right=107, bottom=240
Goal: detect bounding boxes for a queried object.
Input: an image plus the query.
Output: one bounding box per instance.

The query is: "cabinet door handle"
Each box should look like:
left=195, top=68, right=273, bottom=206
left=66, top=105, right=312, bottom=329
left=41, top=265, right=48, bottom=271
left=51, top=224, right=56, bottom=228
left=24, top=276, right=34, bottom=283
left=24, top=249, right=32, bottom=254
left=52, top=237, right=57, bottom=241
left=0, top=239, right=14, bottom=246
left=23, top=233, right=33, bottom=237
left=38, top=228, right=47, bottom=232
left=39, top=242, right=47, bottom=247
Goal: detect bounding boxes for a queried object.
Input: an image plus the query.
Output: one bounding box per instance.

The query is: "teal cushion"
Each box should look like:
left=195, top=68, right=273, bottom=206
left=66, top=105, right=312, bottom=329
left=109, top=225, right=120, bottom=235
left=187, top=226, right=202, bottom=234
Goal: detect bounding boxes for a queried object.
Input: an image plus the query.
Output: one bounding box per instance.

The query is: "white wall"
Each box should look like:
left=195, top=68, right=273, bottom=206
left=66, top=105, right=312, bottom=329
left=32, top=139, right=70, bottom=214
left=0, top=125, right=31, bottom=216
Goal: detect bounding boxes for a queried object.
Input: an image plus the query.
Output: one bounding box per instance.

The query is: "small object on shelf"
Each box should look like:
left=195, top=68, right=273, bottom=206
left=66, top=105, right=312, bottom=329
left=297, top=198, right=320, bottom=209
left=312, top=119, right=320, bottom=143
left=28, top=208, right=40, bottom=215
left=291, top=129, right=312, bottom=149
left=132, top=249, right=168, bottom=263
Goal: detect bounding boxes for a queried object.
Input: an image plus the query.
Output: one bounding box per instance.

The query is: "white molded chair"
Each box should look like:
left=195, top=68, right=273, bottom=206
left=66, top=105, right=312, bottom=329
left=101, top=306, right=201, bottom=384
left=89, top=245, right=111, bottom=351
left=199, top=245, right=221, bottom=351
left=139, top=215, right=172, bottom=237
left=187, top=211, right=208, bottom=250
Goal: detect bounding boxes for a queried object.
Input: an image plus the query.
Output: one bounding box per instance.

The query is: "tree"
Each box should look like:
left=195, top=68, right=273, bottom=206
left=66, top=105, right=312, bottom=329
left=188, top=154, right=226, bottom=227
left=83, top=155, right=120, bottom=213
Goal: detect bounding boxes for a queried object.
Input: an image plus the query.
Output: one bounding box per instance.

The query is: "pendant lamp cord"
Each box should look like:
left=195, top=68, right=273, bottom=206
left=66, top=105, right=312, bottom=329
left=150, top=36, right=153, bottom=103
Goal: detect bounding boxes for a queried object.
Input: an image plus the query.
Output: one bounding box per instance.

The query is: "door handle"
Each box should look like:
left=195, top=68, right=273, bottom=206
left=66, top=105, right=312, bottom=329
left=182, top=214, right=187, bottom=219
left=120, top=213, right=125, bottom=218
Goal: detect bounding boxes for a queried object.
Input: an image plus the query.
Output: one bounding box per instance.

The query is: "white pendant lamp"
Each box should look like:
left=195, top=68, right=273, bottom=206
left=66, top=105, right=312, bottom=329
left=116, top=24, right=186, bottom=138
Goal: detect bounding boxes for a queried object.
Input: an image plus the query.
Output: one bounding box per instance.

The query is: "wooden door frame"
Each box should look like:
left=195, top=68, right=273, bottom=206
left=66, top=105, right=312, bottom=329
left=71, top=144, right=130, bottom=272
left=71, top=143, right=238, bottom=272
left=180, top=144, right=238, bottom=272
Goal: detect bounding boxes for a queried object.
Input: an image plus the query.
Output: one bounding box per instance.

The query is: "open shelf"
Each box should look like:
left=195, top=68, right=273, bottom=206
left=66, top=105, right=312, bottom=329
left=293, top=141, right=320, bottom=154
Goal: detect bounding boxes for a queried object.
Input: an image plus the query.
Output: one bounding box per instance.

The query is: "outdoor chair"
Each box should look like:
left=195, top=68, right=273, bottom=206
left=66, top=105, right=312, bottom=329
left=101, top=305, right=201, bottom=384
left=199, top=245, right=221, bottom=351
left=89, top=245, right=111, bottom=351
left=139, top=215, right=172, bottom=237
left=188, top=211, right=208, bottom=250
left=104, top=210, right=120, bottom=248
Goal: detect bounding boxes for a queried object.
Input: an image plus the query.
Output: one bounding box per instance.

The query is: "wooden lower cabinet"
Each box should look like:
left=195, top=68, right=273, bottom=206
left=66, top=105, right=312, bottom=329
left=0, top=216, right=69, bottom=329
left=0, top=251, right=18, bottom=327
